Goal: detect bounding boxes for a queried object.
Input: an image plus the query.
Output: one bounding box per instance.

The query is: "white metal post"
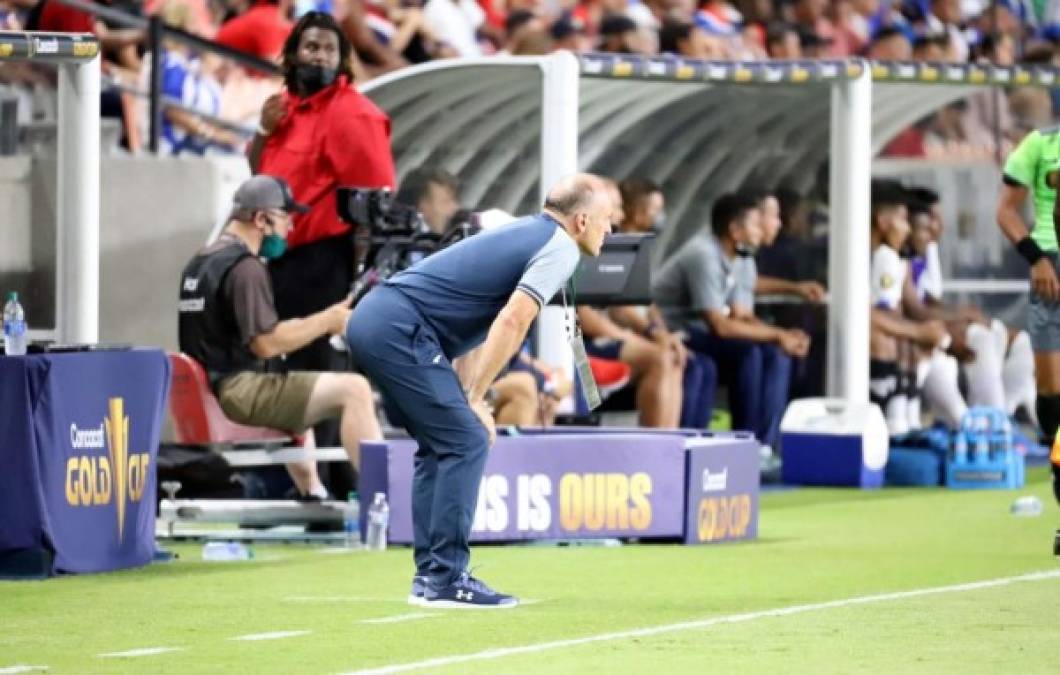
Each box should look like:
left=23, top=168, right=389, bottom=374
left=57, top=56, right=101, bottom=344
left=827, top=62, right=872, bottom=401
left=538, top=51, right=579, bottom=202
left=536, top=52, right=580, bottom=390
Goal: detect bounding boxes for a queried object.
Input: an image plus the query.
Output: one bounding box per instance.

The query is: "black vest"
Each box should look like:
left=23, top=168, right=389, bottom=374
left=178, top=239, right=258, bottom=383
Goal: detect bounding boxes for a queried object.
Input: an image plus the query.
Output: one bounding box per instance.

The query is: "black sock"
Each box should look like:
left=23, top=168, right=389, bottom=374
left=869, top=360, right=898, bottom=409
left=1036, top=394, right=1060, bottom=443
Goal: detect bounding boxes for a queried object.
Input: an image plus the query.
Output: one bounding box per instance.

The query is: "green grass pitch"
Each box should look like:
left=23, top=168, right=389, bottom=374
left=3, top=468, right=1059, bottom=674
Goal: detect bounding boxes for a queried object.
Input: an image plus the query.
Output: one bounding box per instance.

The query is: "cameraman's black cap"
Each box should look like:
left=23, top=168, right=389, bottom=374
left=232, top=175, right=310, bottom=214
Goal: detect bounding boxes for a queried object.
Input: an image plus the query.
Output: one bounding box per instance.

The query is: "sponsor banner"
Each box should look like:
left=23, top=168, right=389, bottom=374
left=0, top=32, right=99, bottom=61
left=0, top=350, right=169, bottom=575
left=510, top=425, right=702, bottom=437
left=0, top=33, right=30, bottom=59
left=578, top=55, right=1060, bottom=87
left=579, top=55, right=859, bottom=84
left=361, top=434, right=689, bottom=543
left=683, top=435, right=760, bottom=544
left=634, top=57, right=836, bottom=82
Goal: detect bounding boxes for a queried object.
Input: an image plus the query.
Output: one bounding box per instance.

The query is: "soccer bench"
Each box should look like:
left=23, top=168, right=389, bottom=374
left=162, top=353, right=350, bottom=540
left=167, top=351, right=348, bottom=465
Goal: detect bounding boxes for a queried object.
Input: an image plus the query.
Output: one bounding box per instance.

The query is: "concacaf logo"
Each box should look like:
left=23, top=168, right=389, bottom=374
left=65, top=398, right=151, bottom=541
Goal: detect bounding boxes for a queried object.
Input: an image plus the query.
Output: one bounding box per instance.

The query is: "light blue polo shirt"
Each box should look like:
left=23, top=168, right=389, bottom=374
left=386, top=212, right=581, bottom=358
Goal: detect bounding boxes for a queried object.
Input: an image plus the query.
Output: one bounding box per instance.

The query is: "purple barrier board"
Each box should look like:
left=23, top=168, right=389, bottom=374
left=360, top=434, right=688, bottom=543
left=683, top=436, right=760, bottom=544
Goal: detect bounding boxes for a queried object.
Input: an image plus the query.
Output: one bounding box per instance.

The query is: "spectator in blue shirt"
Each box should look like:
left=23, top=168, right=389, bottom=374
left=142, top=4, right=245, bottom=156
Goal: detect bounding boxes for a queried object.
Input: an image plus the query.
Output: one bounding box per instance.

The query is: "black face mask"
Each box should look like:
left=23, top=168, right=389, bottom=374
left=292, top=64, right=337, bottom=96
left=735, top=242, right=757, bottom=257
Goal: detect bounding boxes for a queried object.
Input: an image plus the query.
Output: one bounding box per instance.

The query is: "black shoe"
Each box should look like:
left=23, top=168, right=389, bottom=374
left=407, top=575, right=428, bottom=606
left=422, top=572, right=518, bottom=609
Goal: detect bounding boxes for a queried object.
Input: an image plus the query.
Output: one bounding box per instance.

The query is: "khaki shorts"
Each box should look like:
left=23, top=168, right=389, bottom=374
left=216, top=371, right=320, bottom=434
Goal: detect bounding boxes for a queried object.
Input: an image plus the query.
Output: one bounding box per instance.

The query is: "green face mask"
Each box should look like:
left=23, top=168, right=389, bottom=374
left=260, top=233, right=287, bottom=260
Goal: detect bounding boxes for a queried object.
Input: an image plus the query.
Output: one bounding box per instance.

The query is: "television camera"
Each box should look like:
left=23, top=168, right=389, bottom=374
left=335, top=186, right=656, bottom=309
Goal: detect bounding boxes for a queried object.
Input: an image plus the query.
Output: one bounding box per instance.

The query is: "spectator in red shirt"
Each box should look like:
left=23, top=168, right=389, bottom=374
left=33, top=0, right=145, bottom=148
left=247, top=11, right=394, bottom=454
left=35, top=0, right=144, bottom=68
left=216, top=0, right=293, bottom=61
left=36, top=0, right=94, bottom=33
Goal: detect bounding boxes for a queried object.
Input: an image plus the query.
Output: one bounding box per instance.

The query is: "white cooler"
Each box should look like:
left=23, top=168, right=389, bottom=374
left=780, top=398, right=890, bottom=488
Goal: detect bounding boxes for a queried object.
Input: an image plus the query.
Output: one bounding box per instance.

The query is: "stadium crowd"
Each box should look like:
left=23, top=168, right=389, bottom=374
left=1, top=0, right=1060, bottom=155
left=7, top=0, right=1060, bottom=67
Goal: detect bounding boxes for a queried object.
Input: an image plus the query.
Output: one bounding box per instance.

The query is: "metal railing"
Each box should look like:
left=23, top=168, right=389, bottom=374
left=55, top=0, right=280, bottom=153
left=0, top=30, right=100, bottom=342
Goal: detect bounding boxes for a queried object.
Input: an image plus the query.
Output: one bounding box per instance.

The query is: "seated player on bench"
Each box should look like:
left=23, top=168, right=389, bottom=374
left=577, top=179, right=684, bottom=428
left=868, top=182, right=962, bottom=435
left=904, top=187, right=1036, bottom=426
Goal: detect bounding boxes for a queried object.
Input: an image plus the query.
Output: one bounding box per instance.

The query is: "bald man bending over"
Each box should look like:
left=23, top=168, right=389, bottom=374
left=345, top=174, right=613, bottom=608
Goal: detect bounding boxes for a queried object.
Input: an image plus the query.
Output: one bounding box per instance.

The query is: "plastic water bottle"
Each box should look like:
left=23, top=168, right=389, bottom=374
left=1010, top=495, right=1043, bottom=517
left=343, top=491, right=361, bottom=548
left=3, top=292, right=27, bottom=356
left=998, top=417, right=1012, bottom=460
left=974, top=434, right=989, bottom=463
left=202, top=541, right=254, bottom=561
left=365, top=492, right=389, bottom=551
left=954, top=433, right=968, bottom=463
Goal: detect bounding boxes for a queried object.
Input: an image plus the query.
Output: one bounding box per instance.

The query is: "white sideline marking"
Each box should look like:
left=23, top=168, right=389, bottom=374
left=230, top=630, right=310, bottom=642
left=285, top=596, right=408, bottom=604
left=0, top=666, right=49, bottom=673
left=342, top=569, right=1060, bottom=675
left=98, top=647, right=183, bottom=658
left=285, top=596, right=545, bottom=606
left=360, top=613, right=439, bottom=625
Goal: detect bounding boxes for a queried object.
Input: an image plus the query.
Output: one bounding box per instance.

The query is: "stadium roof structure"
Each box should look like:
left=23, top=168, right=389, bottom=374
left=362, top=53, right=1052, bottom=400
left=363, top=53, right=1030, bottom=231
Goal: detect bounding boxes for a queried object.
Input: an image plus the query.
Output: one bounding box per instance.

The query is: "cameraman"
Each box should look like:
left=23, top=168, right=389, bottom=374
left=346, top=174, right=612, bottom=608
left=247, top=12, right=396, bottom=403
left=178, top=176, right=383, bottom=498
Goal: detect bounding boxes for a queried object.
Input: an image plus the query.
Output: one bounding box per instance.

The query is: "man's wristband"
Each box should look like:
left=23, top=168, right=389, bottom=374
left=1016, top=236, right=1046, bottom=265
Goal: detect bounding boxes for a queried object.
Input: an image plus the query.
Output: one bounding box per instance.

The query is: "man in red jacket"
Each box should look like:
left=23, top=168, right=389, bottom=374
left=247, top=11, right=395, bottom=479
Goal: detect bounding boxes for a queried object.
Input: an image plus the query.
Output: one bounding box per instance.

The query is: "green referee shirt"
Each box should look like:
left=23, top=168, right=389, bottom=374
left=1003, top=127, right=1060, bottom=252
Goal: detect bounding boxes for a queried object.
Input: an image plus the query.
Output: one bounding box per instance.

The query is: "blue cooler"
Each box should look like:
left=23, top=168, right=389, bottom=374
left=780, top=398, right=890, bottom=488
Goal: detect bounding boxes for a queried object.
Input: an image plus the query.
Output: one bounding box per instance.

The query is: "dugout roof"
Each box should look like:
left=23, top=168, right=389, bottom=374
left=362, top=55, right=1038, bottom=256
